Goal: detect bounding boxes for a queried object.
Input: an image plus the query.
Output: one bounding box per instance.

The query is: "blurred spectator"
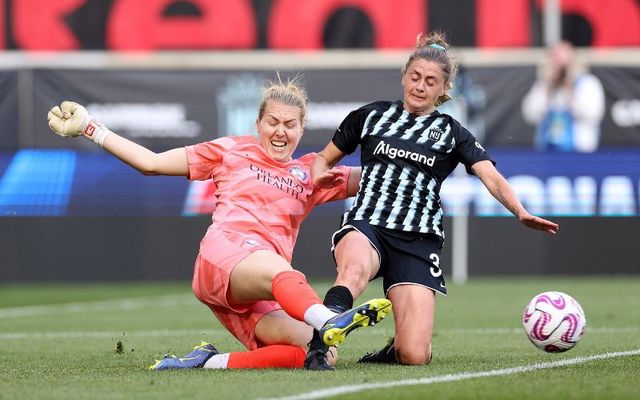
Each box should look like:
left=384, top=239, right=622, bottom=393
left=521, top=41, right=605, bottom=152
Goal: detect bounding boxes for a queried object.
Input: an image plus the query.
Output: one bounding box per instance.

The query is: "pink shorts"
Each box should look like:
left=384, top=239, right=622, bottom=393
left=192, top=229, right=282, bottom=350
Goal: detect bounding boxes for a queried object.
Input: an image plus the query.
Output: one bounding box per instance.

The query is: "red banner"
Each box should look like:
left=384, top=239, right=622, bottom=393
left=107, top=0, right=256, bottom=50
left=2, top=0, right=639, bottom=50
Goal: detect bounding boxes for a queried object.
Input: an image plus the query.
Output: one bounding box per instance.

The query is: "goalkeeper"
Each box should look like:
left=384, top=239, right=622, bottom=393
left=47, top=75, right=391, bottom=371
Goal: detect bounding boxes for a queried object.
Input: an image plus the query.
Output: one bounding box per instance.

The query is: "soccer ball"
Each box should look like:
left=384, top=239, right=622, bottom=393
left=522, top=291, right=586, bottom=353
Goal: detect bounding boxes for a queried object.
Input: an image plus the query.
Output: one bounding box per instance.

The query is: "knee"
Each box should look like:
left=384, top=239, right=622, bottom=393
left=395, top=343, right=432, bottom=366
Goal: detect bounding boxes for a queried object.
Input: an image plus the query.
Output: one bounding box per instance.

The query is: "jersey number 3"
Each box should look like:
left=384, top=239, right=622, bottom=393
left=429, top=253, right=442, bottom=278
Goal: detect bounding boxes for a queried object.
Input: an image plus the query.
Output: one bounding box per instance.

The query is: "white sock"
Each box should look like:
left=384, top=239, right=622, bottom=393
left=203, top=353, right=230, bottom=369
left=303, top=304, right=338, bottom=331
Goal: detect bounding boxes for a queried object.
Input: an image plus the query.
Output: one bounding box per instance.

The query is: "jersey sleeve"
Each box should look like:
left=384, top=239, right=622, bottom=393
left=453, top=121, right=495, bottom=175
left=331, top=106, right=371, bottom=154
left=185, top=137, right=236, bottom=181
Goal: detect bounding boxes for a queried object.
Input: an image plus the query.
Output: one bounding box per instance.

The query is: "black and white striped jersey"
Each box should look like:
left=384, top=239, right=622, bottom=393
left=333, top=100, right=493, bottom=238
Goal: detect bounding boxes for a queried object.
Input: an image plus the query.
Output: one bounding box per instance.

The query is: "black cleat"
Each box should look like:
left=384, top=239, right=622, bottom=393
left=358, top=337, right=397, bottom=364
left=304, top=347, right=335, bottom=371
left=304, top=329, right=335, bottom=371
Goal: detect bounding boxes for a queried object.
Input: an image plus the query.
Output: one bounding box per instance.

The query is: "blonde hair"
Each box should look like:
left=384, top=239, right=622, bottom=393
left=258, top=73, right=309, bottom=124
left=403, top=31, right=458, bottom=106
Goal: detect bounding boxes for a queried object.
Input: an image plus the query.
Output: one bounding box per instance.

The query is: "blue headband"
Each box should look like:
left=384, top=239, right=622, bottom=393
left=429, top=43, right=446, bottom=52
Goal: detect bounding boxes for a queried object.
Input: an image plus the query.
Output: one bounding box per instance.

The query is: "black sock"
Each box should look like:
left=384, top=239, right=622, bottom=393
left=307, top=329, right=327, bottom=353
left=323, top=285, right=354, bottom=313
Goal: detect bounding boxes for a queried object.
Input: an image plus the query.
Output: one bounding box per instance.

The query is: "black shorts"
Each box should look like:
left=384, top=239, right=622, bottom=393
left=331, top=219, right=447, bottom=296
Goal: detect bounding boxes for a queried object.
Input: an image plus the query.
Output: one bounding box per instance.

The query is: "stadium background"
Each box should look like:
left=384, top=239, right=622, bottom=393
left=1, top=0, right=639, bottom=282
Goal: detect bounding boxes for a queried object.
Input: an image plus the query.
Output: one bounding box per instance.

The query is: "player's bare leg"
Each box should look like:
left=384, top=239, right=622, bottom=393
left=305, top=230, right=382, bottom=370
left=387, top=284, right=435, bottom=365
left=254, top=310, right=313, bottom=348
left=228, top=250, right=295, bottom=303
left=255, top=310, right=337, bottom=366
left=333, top=230, right=381, bottom=297
left=229, top=250, right=389, bottom=370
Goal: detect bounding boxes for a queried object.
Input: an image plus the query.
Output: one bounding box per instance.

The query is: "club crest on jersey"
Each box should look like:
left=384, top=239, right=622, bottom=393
left=427, top=127, right=445, bottom=141
left=289, top=166, right=308, bottom=183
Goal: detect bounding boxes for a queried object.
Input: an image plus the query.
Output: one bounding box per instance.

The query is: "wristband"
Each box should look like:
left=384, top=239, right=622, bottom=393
left=82, top=118, right=112, bottom=147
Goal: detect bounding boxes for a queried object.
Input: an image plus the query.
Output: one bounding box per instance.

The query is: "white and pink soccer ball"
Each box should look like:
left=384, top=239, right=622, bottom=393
left=522, top=291, right=587, bottom=353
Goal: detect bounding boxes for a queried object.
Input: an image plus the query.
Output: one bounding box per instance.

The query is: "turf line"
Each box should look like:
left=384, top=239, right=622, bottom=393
left=258, top=349, right=640, bottom=400
left=1, top=327, right=636, bottom=340
left=0, top=294, right=195, bottom=318
left=0, top=329, right=226, bottom=340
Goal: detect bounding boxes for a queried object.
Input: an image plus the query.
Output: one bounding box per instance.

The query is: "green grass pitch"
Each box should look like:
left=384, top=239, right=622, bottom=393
left=1, top=277, right=639, bottom=399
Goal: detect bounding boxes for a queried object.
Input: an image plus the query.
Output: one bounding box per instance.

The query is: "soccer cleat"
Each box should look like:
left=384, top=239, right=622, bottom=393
left=304, top=329, right=335, bottom=371
left=149, top=341, right=218, bottom=370
left=358, top=337, right=397, bottom=364
left=319, top=298, right=392, bottom=347
left=359, top=339, right=433, bottom=365
left=304, top=347, right=335, bottom=371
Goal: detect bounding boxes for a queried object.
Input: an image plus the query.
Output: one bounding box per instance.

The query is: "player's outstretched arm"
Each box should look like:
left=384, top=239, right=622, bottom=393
left=471, top=160, right=559, bottom=235
left=47, top=101, right=188, bottom=176
left=311, top=141, right=347, bottom=189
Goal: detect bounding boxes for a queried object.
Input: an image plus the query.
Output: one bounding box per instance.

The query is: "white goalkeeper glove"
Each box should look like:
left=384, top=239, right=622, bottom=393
left=47, top=101, right=112, bottom=147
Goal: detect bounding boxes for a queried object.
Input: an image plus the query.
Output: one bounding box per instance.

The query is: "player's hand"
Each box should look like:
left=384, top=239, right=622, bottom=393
left=313, top=168, right=345, bottom=189
left=47, top=101, right=90, bottom=138
left=519, top=213, right=559, bottom=235
left=47, top=101, right=111, bottom=146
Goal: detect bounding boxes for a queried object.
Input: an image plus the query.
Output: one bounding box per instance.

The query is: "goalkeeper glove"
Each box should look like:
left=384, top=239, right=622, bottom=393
left=47, top=101, right=111, bottom=147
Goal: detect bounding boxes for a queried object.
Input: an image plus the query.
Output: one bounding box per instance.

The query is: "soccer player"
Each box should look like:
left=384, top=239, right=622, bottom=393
left=46, top=76, right=391, bottom=371
left=307, top=32, right=559, bottom=366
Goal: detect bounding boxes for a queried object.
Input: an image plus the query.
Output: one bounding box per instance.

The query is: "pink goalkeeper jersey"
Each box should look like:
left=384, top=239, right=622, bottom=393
left=185, top=136, right=350, bottom=262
